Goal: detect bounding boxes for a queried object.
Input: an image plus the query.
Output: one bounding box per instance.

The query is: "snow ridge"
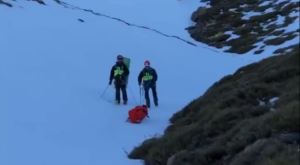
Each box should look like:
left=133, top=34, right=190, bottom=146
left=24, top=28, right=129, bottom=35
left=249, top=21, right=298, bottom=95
left=2, top=0, right=222, bottom=53
left=54, top=0, right=199, bottom=47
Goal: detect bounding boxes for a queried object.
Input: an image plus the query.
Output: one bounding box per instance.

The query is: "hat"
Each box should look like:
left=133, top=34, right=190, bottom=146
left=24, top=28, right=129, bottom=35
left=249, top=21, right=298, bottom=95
left=117, top=55, right=123, bottom=59
left=144, top=60, right=150, bottom=66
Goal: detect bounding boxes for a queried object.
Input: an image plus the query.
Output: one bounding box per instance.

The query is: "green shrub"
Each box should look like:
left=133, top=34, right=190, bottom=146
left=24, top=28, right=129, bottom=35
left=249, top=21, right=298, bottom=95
left=128, top=44, right=299, bottom=165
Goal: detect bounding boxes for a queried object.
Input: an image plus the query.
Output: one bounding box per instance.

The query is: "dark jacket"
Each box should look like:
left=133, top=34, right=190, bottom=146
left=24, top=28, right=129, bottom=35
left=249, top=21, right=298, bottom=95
left=138, top=67, right=157, bottom=84
left=109, top=62, right=130, bottom=82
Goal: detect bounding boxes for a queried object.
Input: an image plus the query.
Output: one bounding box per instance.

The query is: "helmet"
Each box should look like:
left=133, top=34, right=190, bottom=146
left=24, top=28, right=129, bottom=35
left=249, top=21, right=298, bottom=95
left=144, top=60, right=150, bottom=66
left=117, top=55, right=123, bottom=59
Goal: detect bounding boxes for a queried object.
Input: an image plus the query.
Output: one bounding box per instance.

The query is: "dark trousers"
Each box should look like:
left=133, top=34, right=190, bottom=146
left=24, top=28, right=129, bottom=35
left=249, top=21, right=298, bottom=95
left=143, top=82, right=158, bottom=105
left=114, top=80, right=127, bottom=102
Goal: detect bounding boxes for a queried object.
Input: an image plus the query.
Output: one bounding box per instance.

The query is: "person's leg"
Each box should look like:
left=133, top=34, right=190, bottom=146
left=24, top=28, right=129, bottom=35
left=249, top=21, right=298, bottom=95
left=151, top=83, right=158, bottom=106
left=114, top=82, right=121, bottom=104
left=121, top=84, right=128, bottom=104
left=143, top=82, right=151, bottom=107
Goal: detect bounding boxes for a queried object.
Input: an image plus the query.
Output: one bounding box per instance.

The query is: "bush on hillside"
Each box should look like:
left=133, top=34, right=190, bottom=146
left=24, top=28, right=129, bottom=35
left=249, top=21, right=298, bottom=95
left=186, top=0, right=300, bottom=54
left=127, top=43, right=300, bottom=165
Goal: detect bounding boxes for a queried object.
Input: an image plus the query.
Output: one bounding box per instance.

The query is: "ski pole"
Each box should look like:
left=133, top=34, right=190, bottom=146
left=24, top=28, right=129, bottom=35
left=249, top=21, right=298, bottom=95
left=139, top=86, right=142, bottom=105
left=140, top=86, right=145, bottom=105
left=128, top=84, right=139, bottom=105
left=142, top=87, right=145, bottom=105
left=100, top=85, right=110, bottom=98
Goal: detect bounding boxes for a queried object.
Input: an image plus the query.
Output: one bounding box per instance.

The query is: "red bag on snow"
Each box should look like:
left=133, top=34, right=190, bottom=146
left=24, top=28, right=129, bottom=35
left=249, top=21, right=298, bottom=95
left=127, top=105, right=149, bottom=123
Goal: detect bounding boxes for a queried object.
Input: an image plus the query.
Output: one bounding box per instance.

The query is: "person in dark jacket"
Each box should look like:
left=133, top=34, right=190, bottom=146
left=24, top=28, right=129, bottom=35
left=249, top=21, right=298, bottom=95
left=138, top=60, right=158, bottom=108
left=109, top=55, right=130, bottom=104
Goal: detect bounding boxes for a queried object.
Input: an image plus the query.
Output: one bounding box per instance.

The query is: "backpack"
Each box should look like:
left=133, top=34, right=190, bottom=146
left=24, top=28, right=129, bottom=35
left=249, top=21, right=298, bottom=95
left=127, top=105, right=149, bottom=123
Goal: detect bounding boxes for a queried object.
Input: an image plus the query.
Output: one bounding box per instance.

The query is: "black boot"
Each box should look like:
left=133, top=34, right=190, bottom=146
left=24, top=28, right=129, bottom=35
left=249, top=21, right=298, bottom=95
left=121, top=85, right=128, bottom=105
left=146, top=98, right=151, bottom=108
left=115, top=84, right=121, bottom=104
left=154, top=100, right=158, bottom=106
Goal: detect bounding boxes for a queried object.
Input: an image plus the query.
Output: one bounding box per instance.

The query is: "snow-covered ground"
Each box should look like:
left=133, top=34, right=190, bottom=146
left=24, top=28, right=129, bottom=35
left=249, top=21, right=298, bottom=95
left=0, top=0, right=296, bottom=165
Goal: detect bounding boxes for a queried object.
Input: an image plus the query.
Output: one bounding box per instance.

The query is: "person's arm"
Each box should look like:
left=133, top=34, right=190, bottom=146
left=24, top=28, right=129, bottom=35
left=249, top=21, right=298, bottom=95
left=109, top=66, right=115, bottom=82
left=152, top=69, right=157, bottom=82
left=138, top=70, right=144, bottom=84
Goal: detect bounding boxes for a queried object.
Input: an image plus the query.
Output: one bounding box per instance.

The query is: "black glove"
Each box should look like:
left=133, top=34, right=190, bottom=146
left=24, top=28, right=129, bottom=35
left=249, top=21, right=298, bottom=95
left=109, top=80, right=112, bottom=85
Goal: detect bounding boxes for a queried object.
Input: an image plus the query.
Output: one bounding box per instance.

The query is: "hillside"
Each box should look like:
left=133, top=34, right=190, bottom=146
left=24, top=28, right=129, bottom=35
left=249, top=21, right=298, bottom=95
left=1, top=0, right=299, bottom=165
left=128, top=43, right=299, bottom=165
left=1, top=1, right=257, bottom=165
left=186, top=0, right=299, bottom=55
left=127, top=1, right=300, bottom=164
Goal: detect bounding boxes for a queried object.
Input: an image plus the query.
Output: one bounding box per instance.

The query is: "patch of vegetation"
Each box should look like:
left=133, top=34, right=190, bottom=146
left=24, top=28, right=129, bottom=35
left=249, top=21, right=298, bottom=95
left=32, top=0, right=46, bottom=5
left=254, top=49, right=264, bottom=54
left=128, top=44, right=300, bottom=165
left=186, top=0, right=300, bottom=54
left=264, top=34, right=298, bottom=45
left=273, top=43, right=299, bottom=54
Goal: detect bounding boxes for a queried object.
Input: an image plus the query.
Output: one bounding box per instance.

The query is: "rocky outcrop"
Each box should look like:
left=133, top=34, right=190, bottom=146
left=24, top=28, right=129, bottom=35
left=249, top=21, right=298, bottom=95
left=0, top=0, right=12, bottom=7
left=32, top=0, right=46, bottom=5
left=187, top=0, right=300, bottom=54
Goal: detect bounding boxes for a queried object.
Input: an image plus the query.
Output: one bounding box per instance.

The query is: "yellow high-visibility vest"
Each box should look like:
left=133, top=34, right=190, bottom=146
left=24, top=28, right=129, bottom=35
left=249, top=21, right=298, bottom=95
left=142, top=72, right=153, bottom=81
left=114, top=67, right=124, bottom=77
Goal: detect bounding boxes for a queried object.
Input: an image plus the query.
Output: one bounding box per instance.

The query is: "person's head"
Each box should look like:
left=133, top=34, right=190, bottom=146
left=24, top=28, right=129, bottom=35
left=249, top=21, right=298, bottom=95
left=117, top=55, right=123, bottom=63
left=144, top=60, right=150, bottom=69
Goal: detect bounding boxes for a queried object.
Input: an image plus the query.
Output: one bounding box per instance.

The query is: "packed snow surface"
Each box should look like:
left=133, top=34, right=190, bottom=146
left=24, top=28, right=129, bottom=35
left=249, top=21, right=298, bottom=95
left=0, top=0, right=296, bottom=164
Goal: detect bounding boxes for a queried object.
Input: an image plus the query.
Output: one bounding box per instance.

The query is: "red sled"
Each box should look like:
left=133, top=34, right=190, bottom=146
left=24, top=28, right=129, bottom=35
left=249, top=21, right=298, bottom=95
left=126, top=105, right=149, bottom=124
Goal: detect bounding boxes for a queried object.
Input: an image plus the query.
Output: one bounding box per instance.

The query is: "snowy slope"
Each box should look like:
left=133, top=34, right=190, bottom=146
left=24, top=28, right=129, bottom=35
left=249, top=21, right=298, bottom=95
left=0, top=0, right=280, bottom=165
left=60, top=0, right=200, bottom=40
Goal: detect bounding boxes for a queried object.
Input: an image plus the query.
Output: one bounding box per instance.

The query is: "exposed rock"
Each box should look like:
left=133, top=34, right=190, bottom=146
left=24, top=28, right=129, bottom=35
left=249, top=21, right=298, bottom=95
left=273, top=43, right=299, bottom=54
left=242, top=139, right=268, bottom=155
left=278, top=133, right=300, bottom=144
left=166, top=150, right=186, bottom=165
left=31, top=0, right=46, bottom=5
left=54, top=0, right=61, bottom=4
left=191, top=7, right=208, bottom=22
left=0, top=0, right=12, bottom=7
left=225, top=45, right=257, bottom=54
left=254, top=49, right=264, bottom=54
left=264, top=34, right=298, bottom=46
left=208, top=33, right=231, bottom=42
left=272, top=30, right=286, bottom=36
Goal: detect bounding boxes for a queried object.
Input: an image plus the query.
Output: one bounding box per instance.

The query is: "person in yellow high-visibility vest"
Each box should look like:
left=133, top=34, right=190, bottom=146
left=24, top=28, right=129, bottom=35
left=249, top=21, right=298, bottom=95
left=138, top=60, right=158, bottom=108
left=109, top=55, right=130, bottom=104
